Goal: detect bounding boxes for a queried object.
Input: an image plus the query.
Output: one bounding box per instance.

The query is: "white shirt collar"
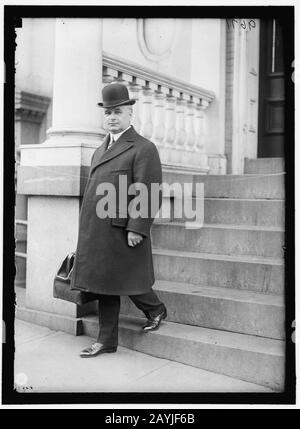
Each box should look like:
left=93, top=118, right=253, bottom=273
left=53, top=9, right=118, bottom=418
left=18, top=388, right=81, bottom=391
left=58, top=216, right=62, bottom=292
left=110, top=125, right=131, bottom=142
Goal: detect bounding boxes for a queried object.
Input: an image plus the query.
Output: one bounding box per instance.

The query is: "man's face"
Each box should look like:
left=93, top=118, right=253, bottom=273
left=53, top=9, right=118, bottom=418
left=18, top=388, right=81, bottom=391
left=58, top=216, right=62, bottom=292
left=103, top=105, right=132, bottom=134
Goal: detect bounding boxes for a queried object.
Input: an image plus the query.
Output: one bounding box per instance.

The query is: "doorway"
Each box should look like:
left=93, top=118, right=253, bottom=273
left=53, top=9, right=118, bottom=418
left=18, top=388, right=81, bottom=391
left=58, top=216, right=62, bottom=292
left=257, top=19, right=285, bottom=157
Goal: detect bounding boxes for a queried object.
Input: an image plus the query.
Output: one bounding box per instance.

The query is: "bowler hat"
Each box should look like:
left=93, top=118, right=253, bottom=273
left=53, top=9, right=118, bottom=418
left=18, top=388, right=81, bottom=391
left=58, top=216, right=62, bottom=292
left=98, top=83, right=136, bottom=108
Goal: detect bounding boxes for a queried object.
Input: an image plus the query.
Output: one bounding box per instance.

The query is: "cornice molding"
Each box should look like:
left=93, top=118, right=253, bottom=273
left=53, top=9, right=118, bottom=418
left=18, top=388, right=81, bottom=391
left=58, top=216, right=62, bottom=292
left=102, top=51, right=215, bottom=104
left=15, top=89, right=51, bottom=122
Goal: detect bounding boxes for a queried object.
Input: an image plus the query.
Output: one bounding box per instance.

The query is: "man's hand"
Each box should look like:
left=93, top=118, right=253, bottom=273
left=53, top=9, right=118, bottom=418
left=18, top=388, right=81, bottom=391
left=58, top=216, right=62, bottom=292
left=127, top=231, right=144, bottom=247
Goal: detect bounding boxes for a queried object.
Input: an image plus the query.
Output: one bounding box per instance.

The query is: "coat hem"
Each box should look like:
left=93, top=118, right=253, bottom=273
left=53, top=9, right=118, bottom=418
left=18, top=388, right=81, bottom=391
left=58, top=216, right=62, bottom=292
left=70, top=284, right=154, bottom=296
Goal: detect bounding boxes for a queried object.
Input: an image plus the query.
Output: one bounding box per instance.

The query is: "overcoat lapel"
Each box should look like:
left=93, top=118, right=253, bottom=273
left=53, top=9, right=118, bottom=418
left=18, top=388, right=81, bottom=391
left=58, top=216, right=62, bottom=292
left=90, top=134, right=109, bottom=169
left=90, top=127, right=136, bottom=174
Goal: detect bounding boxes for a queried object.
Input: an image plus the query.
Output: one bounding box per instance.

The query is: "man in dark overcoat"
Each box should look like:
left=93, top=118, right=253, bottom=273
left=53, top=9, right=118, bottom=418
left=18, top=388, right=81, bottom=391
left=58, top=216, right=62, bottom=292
left=70, top=83, right=167, bottom=357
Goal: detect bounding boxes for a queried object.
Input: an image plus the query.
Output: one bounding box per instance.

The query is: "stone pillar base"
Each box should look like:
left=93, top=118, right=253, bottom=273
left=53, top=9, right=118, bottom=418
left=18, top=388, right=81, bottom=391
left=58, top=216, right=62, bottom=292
left=159, top=146, right=210, bottom=174
left=16, top=306, right=84, bottom=336
left=17, top=142, right=100, bottom=325
left=208, top=154, right=227, bottom=175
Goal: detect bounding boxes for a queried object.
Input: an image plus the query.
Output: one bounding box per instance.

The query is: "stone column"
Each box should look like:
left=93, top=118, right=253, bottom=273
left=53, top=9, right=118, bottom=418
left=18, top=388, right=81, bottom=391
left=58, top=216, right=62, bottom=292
left=47, top=18, right=104, bottom=141
left=17, top=18, right=103, bottom=334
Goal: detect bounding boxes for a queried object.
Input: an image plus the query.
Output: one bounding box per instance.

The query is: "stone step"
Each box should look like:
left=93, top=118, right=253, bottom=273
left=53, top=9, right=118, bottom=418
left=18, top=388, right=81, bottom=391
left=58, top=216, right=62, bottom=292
left=162, top=170, right=196, bottom=189
left=168, top=198, right=285, bottom=227
left=162, top=171, right=285, bottom=200
left=81, top=314, right=285, bottom=390
left=15, top=223, right=27, bottom=242
left=152, top=248, right=284, bottom=294
left=244, top=158, right=285, bottom=174
left=151, top=222, right=285, bottom=258
left=193, top=174, right=285, bottom=199
left=120, top=280, right=285, bottom=340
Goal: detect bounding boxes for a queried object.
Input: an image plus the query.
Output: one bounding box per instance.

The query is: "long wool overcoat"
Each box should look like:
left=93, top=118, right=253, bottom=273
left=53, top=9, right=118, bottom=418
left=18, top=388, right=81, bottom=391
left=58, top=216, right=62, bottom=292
left=70, top=126, right=162, bottom=296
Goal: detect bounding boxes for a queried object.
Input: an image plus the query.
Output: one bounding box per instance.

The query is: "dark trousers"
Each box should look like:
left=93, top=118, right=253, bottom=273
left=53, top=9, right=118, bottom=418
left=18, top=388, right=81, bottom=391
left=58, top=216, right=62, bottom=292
left=96, top=289, right=166, bottom=347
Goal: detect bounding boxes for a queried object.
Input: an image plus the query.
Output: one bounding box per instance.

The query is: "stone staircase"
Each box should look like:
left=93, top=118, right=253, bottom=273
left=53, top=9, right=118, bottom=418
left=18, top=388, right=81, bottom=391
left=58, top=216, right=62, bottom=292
left=81, top=157, right=285, bottom=391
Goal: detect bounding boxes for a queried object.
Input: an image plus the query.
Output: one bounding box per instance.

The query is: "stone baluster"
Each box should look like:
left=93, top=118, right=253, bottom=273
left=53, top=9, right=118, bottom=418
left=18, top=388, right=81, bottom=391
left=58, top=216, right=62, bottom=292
left=163, top=90, right=177, bottom=148
left=202, top=100, right=209, bottom=128
left=195, top=100, right=208, bottom=153
left=139, top=82, right=153, bottom=140
left=185, top=96, right=196, bottom=151
left=114, top=70, right=126, bottom=83
left=201, top=100, right=209, bottom=151
left=194, top=101, right=204, bottom=152
left=174, top=94, right=186, bottom=150
left=102, top=66, right=114, bottom=84
left=128, top=78, right=141, bottom=133
left=151, top=85, right=165, bottom=146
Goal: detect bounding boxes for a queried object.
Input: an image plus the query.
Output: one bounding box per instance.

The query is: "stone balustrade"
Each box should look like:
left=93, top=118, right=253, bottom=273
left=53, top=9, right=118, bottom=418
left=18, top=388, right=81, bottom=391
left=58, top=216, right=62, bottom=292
left=102, top=52, right=215, bottom=174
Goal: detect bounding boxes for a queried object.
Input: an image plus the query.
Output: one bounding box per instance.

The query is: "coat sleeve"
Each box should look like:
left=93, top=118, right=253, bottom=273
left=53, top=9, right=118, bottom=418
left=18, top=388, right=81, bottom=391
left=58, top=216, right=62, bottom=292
left=126, top=142, right=162, bottom=238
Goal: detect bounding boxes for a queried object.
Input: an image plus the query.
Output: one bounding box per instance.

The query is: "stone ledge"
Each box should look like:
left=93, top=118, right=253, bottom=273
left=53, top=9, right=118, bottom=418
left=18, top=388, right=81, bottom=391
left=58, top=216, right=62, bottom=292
left=16, top=306, right=83, bottom=336
left=162, top=162, right=209, bottom=175
left=120, top=280, right=285, bottom=340
left=15, top=89, right=51, bottom=123
left=208, top=154, right=227, bottom=175
left=17, top=165, right=90, bottom=196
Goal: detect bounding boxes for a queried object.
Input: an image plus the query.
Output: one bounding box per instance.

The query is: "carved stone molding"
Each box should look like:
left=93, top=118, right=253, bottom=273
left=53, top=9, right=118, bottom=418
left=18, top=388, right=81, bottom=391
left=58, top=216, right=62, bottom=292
left=102, top=51, right=215, bottom=103
left=15, top=89, right=51, bottom=123
left=136, top=18, right=177, bottom=62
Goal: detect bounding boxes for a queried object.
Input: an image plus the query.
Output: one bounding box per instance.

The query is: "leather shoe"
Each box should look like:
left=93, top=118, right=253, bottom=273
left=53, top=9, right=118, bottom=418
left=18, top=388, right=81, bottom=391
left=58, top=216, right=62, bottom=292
left=79, top=342, right=117, bottom=358
left=142, top=309, right=167, bottom=332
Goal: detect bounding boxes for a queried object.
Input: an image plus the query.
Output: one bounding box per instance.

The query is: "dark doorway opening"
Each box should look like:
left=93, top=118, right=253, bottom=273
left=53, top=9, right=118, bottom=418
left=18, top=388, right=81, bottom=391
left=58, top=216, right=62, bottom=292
left=257, top=19, right=285, bottom=157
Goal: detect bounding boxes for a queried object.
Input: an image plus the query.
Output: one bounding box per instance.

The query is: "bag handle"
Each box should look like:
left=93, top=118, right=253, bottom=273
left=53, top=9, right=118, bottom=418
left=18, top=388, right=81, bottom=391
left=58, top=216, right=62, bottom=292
left=55, top=252, right=75, bottom=281
left=66, top=252, right=75, bottom=274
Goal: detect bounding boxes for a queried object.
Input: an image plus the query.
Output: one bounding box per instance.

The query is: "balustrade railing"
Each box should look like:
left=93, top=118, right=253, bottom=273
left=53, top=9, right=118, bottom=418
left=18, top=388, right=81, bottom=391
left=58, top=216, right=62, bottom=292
left=102, top=52, right=215, bottom=172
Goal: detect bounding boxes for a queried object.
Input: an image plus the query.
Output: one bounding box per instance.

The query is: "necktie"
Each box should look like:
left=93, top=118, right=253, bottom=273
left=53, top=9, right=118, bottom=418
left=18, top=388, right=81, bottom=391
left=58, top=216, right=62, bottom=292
left=107, top=135, right=115, bottom=150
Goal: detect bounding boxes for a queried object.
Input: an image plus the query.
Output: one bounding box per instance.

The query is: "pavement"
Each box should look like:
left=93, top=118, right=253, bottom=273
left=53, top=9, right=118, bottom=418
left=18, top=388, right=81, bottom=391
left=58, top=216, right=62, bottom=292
left=14, top=319, right=274, bottom=393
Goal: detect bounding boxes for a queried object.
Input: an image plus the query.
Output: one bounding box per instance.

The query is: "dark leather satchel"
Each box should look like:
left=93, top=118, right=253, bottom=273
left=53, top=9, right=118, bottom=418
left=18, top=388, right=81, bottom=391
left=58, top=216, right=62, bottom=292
left=53, top=252, right=97, bottom=305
